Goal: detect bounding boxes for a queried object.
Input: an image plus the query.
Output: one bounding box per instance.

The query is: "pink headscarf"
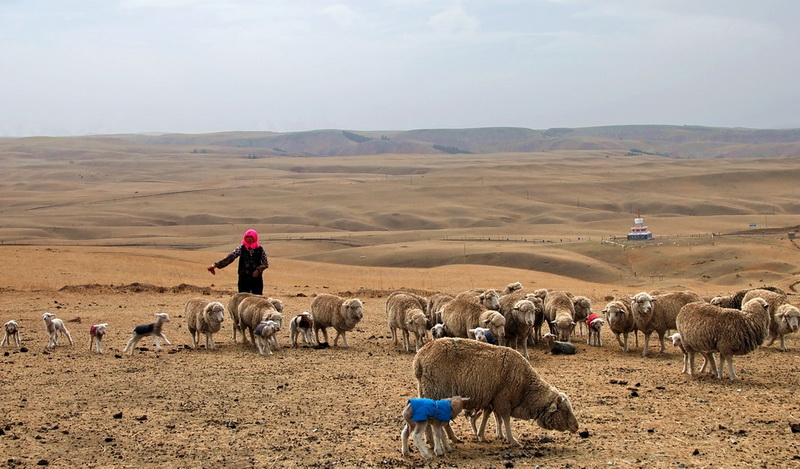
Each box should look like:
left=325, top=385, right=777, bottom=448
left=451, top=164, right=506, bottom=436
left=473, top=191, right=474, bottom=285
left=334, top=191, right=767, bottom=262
left=242, top=229, right=260, bottom=250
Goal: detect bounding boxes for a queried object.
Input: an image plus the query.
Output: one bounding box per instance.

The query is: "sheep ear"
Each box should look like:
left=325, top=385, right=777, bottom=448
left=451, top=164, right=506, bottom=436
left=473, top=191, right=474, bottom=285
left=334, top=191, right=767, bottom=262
left=482, top=319, right=490, bottom=326
left=548, top=401, right=558, bottom=413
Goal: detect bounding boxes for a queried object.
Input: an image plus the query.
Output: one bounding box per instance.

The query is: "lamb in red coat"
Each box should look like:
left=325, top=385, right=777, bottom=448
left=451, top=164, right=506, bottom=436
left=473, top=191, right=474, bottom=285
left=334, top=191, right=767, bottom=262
left=586, top=313, right=605, bottom=347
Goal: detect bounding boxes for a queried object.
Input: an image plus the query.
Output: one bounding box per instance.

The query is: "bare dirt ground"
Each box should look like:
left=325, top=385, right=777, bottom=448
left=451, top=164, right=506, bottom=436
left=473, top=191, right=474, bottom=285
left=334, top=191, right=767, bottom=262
left=1, top=248, right=798, bottom=469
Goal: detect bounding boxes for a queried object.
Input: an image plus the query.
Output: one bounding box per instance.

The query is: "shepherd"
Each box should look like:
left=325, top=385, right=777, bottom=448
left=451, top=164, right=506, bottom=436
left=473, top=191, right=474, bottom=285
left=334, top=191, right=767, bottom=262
left=208, top=229, right=269, bottom=295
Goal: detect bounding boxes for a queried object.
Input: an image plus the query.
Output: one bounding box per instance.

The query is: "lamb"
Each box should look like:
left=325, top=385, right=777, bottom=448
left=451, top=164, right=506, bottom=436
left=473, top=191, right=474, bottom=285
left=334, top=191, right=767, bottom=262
left=237, top=296, right=283, bottom=347
left=585, top=313, right=604, bottom=346
left=123, top=313, right=172, bottom=355
left=766, top=303, right=800, bottom=352
left=289, top=312, right=315, bottom=347
left=572, top=296, right=593, bottom=337
left=1, top=320, right=21, bottom=348
left=440, top=297, right=505, bottom=345
left=310, top=293, right=364, bottom=347
left=42, top=312, right=73, bottom=348
left=184, top=299, right=226, bottom=350
left=254, top=320, right=279, bottom=355
left=630, top=290, right=703, bottom=357
left=498, top=293, right=538, bottom=359
left=668, top=332, right=717, bottom=376
left=386, top=291, right=429, bottom=352
left=543, top=333, right=577, bottom=355
left=676, top=298, right=770, bottom=380
left=544, top=291, right=576, bottom=342
left=400, top=396, right=470, bottom=459
left=601, top=300, right=639, bottom=352
left=468, top=327, right=498, bottom=345
left=88, top=323, right=108, bottom=354
left=413, top=338, right=579, bottom=447
left=430, top=323, right=446, bottom=339
left=427, top=293, right=454, bottom=325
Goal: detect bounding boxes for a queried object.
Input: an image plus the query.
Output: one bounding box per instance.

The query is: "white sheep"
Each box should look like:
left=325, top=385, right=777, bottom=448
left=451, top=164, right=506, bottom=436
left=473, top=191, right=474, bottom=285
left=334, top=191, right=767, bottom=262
left=440, top=297, right=505, bottom=345
left=184, top=299, right=226, bottom=350
left=676, top=298, right=770, bottom=380
left=468, top=327, right=498, bottom=345
left=42, top=312, right=73, bottom=348
left=1, top=320, right=21, bottom=348
left=254, top=320, right=279, bottom=355
left=310, top=293, right=364, bottom=348
left=414, top=338, right=579, bottom=447
left=602, top=299, right=639, bottom=352
left=430, top=323, right=446, bottom=339
left=630, top=290, right=703, bottom=357
left=544, top=291, right=576, bottom=342
left=122, top=313, right=172, bottom=355
left=585, top=313, right=605, bottom=346
left=400, top=396, right=470, bottom=459
left=766, top=303, right=800, bottom=352
left=289, top=312, right=315, bottom=347
left=237, top=296, right=283, bottom=348
left=498, top=291, right=539, bottom=359
left=88, top=323, right=108, bottom=354
left=387, top=291, right=430, bottom=352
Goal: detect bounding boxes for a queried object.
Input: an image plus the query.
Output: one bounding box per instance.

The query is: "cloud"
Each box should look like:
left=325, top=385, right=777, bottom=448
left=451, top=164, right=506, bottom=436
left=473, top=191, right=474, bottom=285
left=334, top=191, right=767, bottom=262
left=428, top=3, right=479, bottom=35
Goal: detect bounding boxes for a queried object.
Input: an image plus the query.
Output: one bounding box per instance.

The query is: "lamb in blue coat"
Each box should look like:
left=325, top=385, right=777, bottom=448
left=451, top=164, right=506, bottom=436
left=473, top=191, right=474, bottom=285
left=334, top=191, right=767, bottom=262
left=401, top=396, right=470, bottom=459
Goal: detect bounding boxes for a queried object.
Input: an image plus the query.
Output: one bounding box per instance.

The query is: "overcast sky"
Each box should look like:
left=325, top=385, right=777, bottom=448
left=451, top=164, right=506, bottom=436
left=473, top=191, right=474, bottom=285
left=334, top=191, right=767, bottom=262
left=1, top=0, right=798, bottom=137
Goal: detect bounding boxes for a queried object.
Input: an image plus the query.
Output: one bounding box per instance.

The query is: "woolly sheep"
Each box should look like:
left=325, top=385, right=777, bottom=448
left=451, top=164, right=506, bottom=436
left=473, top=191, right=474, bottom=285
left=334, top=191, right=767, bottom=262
left=238, top=296, right=283, bottom=347
left=585, top=313, right=604, bottom=347
left=289, top=312, right=315, bottom=347
left=454, top=289, right=501, bottom=311
left=310, top=293, right=364, bottom=347
left=88, top=323, right=108, bottom=354
left=387, top=291, right=429, bottom=352
left=630, top=290, right=703, bottom=357
left=498, top=292, right=538, bottom=359
left=572, top=296, right=593, bottom=337
left=766, top=303, right=800, bottom=352
left=543, top=333, right=577, bottom=355
left=414, top=338, right=579, bottom=447
left=712, top=286, right=785, bottom=309
left=602, top=300, right=639, bottom=352
left=741, top=288, right=788, bottom=317
left=123, top=313, right=171, bottom=355
left=184, top=299, right=226, bottom=350
left=254, top=320, right=279, bottom=355
left=227, top=292, right=257, bottom=343
left=427, top=293, right=454, bottom=325
left=676, top=298, right=770, bottom=380
left=1, top=320, right=21, bottom=348
left=544, top=291, right=576, bottom=342
left=501, top=282, right=524, bottom=295
left=400, top=396, right=470, bottom=459
left=440, top=297, right=505, bottom=345
left=42, top=312, right=73, bottom=349
left=388, top=290, right=430, bottom=325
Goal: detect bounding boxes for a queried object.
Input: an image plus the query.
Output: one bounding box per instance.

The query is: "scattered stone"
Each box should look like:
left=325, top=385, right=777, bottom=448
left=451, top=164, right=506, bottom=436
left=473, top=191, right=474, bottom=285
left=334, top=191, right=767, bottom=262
left=790, top=423, right=800, bottom=433
left=630, top=390, right=639, bottom=397
left=112, top=412, right=123, bottom=419
left=105, top=437, right=114, bottom=443
left=36, top=460, right=49, bottom=466
left=135, top=415, right=148, bottom=421
left=692, top=449, right=701, bottom=456
left=19, top=347, right=27, bottom=353
left=579, top=430, right=590, bottom=438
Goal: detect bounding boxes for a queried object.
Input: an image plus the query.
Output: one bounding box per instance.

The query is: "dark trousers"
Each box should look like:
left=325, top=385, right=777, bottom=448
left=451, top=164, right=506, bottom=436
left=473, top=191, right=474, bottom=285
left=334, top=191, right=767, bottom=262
left=238, top=274, right=263, bottom=295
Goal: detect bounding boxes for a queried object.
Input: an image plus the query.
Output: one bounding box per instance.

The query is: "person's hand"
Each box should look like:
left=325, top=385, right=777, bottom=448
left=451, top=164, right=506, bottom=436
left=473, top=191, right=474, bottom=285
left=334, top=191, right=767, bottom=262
left=252, top=270, right=261, bottom=278
left=207, top=266, right=216, bottom=275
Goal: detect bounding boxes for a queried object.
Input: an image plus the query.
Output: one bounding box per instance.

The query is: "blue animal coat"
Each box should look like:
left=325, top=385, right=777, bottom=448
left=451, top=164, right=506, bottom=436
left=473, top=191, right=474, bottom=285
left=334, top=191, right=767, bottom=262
left=408, top=398, right=452, bottom=422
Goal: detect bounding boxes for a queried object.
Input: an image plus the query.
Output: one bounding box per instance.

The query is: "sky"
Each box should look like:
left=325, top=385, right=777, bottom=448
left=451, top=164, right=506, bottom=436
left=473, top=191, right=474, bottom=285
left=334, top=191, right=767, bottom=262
left=1, top=0, right=799, bottom=137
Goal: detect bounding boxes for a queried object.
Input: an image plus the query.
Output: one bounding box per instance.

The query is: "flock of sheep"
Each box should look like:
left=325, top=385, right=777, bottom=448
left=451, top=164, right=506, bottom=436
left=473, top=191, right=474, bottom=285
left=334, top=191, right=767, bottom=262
left=2, top=282, right=799, bottom=460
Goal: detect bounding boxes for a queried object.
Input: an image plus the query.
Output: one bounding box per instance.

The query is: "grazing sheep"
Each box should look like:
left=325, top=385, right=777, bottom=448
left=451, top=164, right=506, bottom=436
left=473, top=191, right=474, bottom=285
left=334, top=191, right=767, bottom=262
left=254, top=320, right=279, bottom=355
left=290, top=312, right=315, bottom=347
left=123, top=313, right=172, bottom=355
left=400, top=396, right=470, bottom=459
left=668, top=332, right=717, bottom=376
left=766, top=303, right=800, bottom=352
left=387, top=292, right=430, bottom=352
left=414, top=338, right=579, bottom=447
left=226, top=292, right=257, bottom=343
left=310, top=293, right=364, bottom=348
left=455, top=289, right=501, bottom=311
left=42, top=312, right=73, bottom=348
left=676, top=298, right=770, bottom=380
left=544, top=291, right=576, bottom=342
left=1, top=320, right=21, bottom=348
left=630, top=290, right=703, bottom=357
left=602, top=300, right=639, bottom=352
left=468, top=327, right=498, bottom=345
left=427, top=293, right=454, bottom=325
left=430, top=323, right=446, bottom=339
left=440, top=298, right=505, bottom=345
left=238, top=296, right=283, bottom=347
left=543, top=333, right=577, bottom=355
left=498, top=292, right=538, bottom=359
left=184, top=299, right=226, bottom=350
left=585, top=313, right=604, bottom=346
left=572, top=296, right=593, bottom=337
left=88, top=323, right=108, bottom=354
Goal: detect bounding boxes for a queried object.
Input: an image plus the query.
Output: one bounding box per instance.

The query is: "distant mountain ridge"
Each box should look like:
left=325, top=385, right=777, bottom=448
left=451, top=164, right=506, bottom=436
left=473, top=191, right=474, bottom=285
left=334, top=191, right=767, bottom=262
left=120, top=125, right=800, bottom=159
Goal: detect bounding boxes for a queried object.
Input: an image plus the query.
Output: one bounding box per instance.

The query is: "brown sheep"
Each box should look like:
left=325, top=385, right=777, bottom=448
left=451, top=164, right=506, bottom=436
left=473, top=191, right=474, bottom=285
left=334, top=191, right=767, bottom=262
left=544, top=291, right=576, bottom=342
left=440, top=297, right=505, bottom=345
left=602, top=299, right=639, bottom=352
left=184, top=298, right=226, bottom=350
left=386, top=291, right=429, bottom=352
left=310, top=293, right=364, bottom=347
left=630, top=290, right=703, bottom=357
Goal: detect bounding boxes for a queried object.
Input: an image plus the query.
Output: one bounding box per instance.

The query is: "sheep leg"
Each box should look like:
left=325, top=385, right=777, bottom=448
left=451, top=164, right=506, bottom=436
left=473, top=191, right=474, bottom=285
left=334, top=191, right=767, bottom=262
left=780, top=335, right=788, bottom=352
left=88, top=335, right=93, bottom=352
left=413, top=422, right=433, bottom=459
left=641, top=332, right=651, bottom=357
left=125, top=335, right=141, bottom=355
left=153, top=335, right=163, bottom=351
left=722, top=354, right=737, bottom=380
left=0, top=333, right=7, bottom=346
left=499, top=414, right=520, bottom=447
left=97, top=338, right=103, bottom=354
left=657, top=331, right=666, bottom=353
left=334, top=330, right=349, bottom=347
left=400, top=422, right=412, bottom=456
left=475, top=410, right=492, bottom=442
left=158, top=333, right=171, bottom=346
left=434, top=422, right=452, bottom=454
left=686, top=350, right=696, bottom=376
left=442, top=421, right=462, bottom=443
left=389, top=326, right=397, bottom=346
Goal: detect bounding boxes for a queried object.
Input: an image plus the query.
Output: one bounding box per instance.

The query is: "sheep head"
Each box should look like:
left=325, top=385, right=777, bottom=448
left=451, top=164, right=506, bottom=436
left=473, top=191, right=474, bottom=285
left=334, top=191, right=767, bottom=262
left=342, top=298, right=364, bottom=322
left=534, top=391, right=579, bottom=433
left=204, top=302, right=226, bottom=324
left=430, top=323, right=446, bottom=339
left=154, top=312, right=171, bottom=322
